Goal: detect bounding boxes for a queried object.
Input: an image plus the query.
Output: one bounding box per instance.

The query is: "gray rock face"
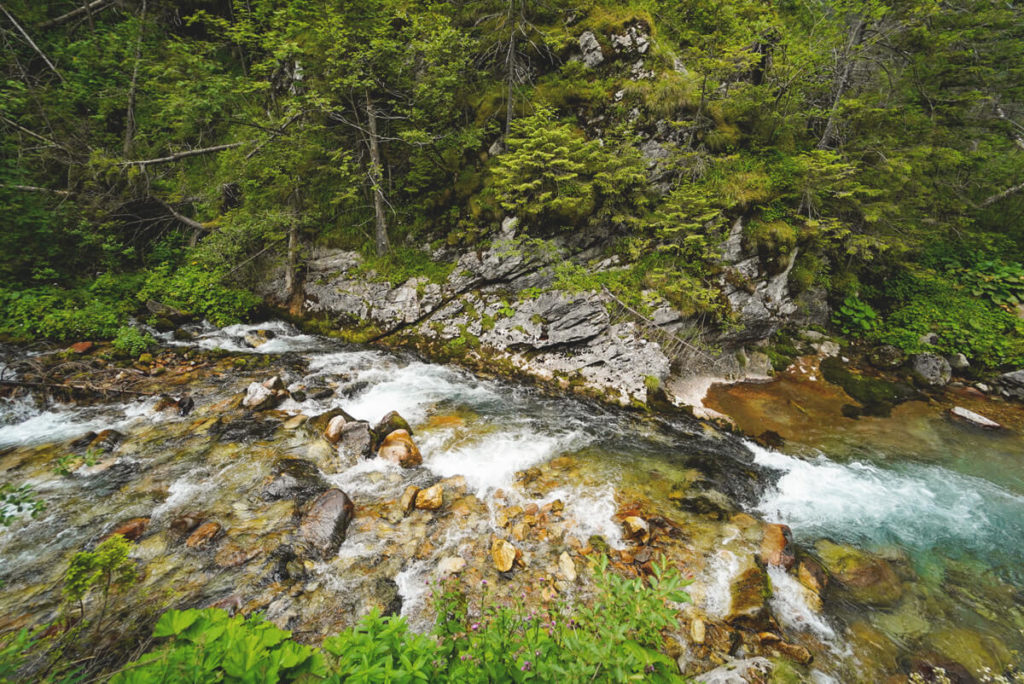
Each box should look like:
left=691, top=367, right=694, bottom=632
left=298, top=489, right=354, bottom=557
left=578, top=31, right=604, bottom=67
left=695, top=657, right=774, bottom=684
left=338, top=421, right=373, bottom=464
left=719, top=250, right=799, bottom=344
left=998, top=369, right=1024, bottom=399
left=610, top=25, right=651, bottom=56
left=910, top=353, right=952, bottom=386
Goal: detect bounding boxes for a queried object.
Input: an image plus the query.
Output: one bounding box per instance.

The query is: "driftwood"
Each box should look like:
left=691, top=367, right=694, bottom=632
left=0, top=379, right=157, bottom=398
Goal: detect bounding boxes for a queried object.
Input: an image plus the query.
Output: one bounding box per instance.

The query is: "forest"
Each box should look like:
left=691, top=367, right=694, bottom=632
left=1, top=0, right=1023, bottom=365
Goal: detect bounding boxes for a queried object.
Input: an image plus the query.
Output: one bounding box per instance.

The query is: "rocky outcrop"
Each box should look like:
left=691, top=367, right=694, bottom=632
left=997, top=369, right=1024, bottom=399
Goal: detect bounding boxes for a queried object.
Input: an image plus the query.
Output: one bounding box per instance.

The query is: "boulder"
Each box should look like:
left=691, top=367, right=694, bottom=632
left=910, top=353, right=951, bottom=387
left=694, top=657, right=773, bottom=684
left=796, top=558, right=828, bottom=596
left=264, top=458, right=328, bottom=502
left=558, top=551, right=577, bottom=582
left=88, top=429, right=124, bottom=452
left=815, top=540, right=903, bottom=606
left=170, top=512, right=205, bottom=535
left=437, top=556, right=466, bottom=575
left=186, top=521, right=222, bottom=548
left=324, top=415, right=347, bottom=443
left=298, top=489, right=355, bottom=557
left=374, top=411, right=412, bottom=440
left=997, top=369, right=1024, bottom=399
left=492, top=539, right=517, bottom=572
left=262, top=375, right=286, bottom=391
left=104, top=517, right=149, bottom=542
left=338, top=421, right=373, bottom=461
left=948, top=406, right=1002, bottom=430
left=623, top=516, right=650, bottom=544
left=867, top=344, right=905, bottom=370
left=578, top=31, right=604, bottom=67
left=726, top=565, right=770, bottom=626
left=307, top=408, right=356, bottom=436
left=948, top=353, right=970, bottom=370
left=759, top=523, right=795, bottom=569
left=415, top=483, right=444, bottom=510
left=378, top=429, right=422, bottom=468
left=243, top=382, right=278, bottom=410
left=244, top=329, right=276, bottom=348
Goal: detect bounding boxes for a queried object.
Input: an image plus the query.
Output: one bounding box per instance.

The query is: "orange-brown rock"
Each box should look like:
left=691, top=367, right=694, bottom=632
left=68, top=341, right=94, bottom=354
left=377, top=429, right=422, bottom=468
left=797, top=558, right=828, bottom=596
left=104, top=517, right=149, bottom=542
left=399, top=485, right=420, bottom=515
left=492, top=539, right=516, bottom=572
left=415, top=483, right=443, bottom=510
left=186, top=521, right=222, bottom=548
left=623, top=516, right=650, bottom=544
left=760, top=523, right=795, bottom=569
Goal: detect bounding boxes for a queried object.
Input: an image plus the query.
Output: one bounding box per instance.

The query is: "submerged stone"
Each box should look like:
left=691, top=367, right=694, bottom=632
left=814, top=539, right=903, bottom=606
left=299, top=489, right=355, bottom=558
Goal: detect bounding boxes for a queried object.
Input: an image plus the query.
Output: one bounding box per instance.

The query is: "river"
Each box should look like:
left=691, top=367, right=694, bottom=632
left=1, top=322, right=1022, bottom=682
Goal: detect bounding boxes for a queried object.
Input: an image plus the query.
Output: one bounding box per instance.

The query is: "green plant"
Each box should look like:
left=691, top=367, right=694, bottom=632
left=137, top=264, right=258, bottom=327
left=112, top=326, right=156, bottom=358
left=833, top=295, right=879, bottom=337
left=0, top=483, right=45, bottom=527
left=63, top=535, right=139, bottom=632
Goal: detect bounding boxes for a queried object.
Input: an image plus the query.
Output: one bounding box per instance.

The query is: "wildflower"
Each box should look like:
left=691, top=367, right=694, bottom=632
left=645, top=664, right=655, bottom=674
left=470, top=622, right=480, bottom=631
left=521, top=661, right=532, bottom=672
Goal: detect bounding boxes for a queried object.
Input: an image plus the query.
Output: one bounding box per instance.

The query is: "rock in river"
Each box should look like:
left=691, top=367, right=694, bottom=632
left=492, top=539, right=517, bottom=572
left=378, top=429, right=422, bottom=468
left=948, top=406, right=1002, bottom=430
left=299, top=489, right=355, bottom=557
left=815, top=539, right=903, bottom=606
left=374, top=410, right=412, bottom=440
left=910, top=353, right=951, bottom=387
left=415, top=483, right=443, bottom=510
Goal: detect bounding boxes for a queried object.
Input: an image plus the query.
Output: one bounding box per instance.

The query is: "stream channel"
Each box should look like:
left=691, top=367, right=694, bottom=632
left=1, top=321, right=1023, bottom=682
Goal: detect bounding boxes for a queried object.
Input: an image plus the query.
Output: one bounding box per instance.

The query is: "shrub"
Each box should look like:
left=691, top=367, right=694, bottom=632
left=112, top=326, right=156, bottom=358
left=138, top=264, right=259, bottom=327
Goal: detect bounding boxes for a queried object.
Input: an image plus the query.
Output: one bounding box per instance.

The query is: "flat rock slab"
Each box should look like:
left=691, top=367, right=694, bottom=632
left=949, top=406, right=1002, bottom=430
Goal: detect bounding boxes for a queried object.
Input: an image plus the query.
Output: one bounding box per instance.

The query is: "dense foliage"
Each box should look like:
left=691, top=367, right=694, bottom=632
left=0, top=0, right=1022, bottom=365
left=0, top=553, right=691, bottom=682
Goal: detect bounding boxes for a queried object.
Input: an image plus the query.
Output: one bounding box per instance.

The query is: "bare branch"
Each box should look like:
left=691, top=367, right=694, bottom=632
left=2, top=184, right=71, bottom=196
left=978, top=180, right=1024, bottom=209
left=38, top=0, right=111, bottom=29
left=0, top=2, right=65, bottom=82
left=119, top=141, right=250, bottom=167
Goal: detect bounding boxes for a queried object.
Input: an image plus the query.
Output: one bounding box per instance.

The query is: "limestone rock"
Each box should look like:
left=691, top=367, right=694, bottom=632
left=378, top=429, right=422, bottom=468
left=299, top=489, right=355, bottom=557
left=558, top=551, right=577, bottom=582
left=948, top=406, right=1002, bottom=430
left=415, top=483, right=443, bottom=510
left=997, top=369, right=1024, bottom=399
left=910, top=353, right=951, bottom=387
left=578, top=31, right=604, bottom=67
left=338, top=421, right=373, bottom=461
left=437, top=556, right=466, bottom=575
left=243, top=382, right=278, bottom=410
left=492, top=539, right=517, bottom=572
left=694, top=657, right=773, bottom=684
left=324, top=414, right=347, bottom=443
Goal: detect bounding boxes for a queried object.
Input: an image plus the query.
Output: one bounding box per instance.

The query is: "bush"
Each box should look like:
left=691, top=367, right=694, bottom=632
left=112, top=326, right=156, bottom=358
left=0, top=285, right=126, bottom=342
left=138, top=264, right=259, bottom=327
left=100, top=554, right=691, bottom=683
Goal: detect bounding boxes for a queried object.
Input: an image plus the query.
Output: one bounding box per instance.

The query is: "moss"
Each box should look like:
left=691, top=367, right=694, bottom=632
left=820, top=356, right=918, bottom=417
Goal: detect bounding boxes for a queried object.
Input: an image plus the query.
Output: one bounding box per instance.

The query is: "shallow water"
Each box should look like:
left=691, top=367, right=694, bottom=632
left=1, top=330, right=1023, bottom=680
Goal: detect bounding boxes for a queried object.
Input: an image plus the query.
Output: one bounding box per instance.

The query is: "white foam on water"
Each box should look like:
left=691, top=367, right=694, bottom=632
left=766, top=564, right=837, bottom=641
left=395, top=560, right=434, bottom=631
left=531, top=485, right=626, bottom=550
left=150, top=468, right=221, bottom=521
left=165, top=320, right=327, bottom=354
left=0, top=396, right=154, bottom=448
left=424, top=427, right=585, bottom=497
left=700, top=549, right=740, bottom=620
left=341, top=362, right=496, bottom=426
left=747, top=441, right=1024, bottom=555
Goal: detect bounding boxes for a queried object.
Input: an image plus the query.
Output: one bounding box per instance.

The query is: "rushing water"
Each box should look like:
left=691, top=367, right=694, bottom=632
left=1, top=324, right=1023, bottom=680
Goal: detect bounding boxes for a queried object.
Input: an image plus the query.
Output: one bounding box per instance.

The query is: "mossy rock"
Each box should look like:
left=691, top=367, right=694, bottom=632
left=820, top=356, right=918, bottom=417
left=814, top=539, right=903, bottom=607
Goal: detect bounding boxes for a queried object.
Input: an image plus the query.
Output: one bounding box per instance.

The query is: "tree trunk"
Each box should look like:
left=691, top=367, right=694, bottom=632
left=123, top=0, right=146, bottom=158
left=504, top=32, right=516, bottom=139
left=365, top=91, right=390, bottom=257
left=816, top=17, right=867, bottom=151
